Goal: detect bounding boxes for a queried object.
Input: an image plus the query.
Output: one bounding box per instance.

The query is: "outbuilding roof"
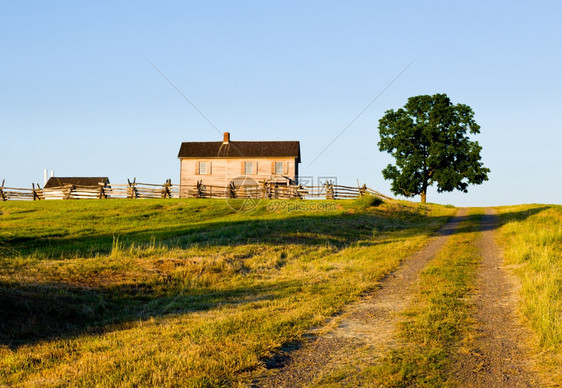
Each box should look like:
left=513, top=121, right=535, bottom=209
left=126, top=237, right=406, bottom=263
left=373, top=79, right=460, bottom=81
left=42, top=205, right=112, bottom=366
left=44, top=177, right=109, bottom=188
left=178, top=141, right=301, bottom=162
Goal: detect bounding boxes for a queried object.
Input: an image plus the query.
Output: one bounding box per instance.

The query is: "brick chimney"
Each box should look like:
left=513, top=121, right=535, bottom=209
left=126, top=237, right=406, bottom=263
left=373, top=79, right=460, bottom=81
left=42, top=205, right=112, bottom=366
left=223, top=132, right=230, bottom=143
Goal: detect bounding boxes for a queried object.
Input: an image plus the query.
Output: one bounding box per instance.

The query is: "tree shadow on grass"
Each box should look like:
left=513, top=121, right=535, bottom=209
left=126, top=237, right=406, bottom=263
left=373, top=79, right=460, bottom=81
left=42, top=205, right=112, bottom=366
left=0, top=277, right=302, bottom=349
left=0, top=209, right=452, bottom=260
left=432, top=206, right=551, bottom=236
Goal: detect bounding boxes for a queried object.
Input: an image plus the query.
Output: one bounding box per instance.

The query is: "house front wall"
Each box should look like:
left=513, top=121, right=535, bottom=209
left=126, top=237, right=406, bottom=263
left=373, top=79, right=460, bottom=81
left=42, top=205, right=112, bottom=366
left=180, top=157, right=298, bottom=194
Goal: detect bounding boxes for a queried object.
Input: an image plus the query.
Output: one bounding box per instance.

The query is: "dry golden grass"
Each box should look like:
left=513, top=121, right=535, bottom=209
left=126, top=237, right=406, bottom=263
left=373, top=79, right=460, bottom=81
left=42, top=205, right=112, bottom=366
left=495, top=204, right=562, bottom=384
left=0, top=198, right=455, bottom=387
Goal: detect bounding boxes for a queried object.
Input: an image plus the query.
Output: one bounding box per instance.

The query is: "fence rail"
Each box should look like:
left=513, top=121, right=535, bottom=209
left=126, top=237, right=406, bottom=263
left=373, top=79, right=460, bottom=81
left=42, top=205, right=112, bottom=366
left=0, top=178, right=392, bottom=202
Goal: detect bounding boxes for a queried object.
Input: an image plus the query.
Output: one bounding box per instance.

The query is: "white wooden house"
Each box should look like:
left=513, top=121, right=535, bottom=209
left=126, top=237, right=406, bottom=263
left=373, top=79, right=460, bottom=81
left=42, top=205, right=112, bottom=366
left=178, top=132, right=300, bottom=196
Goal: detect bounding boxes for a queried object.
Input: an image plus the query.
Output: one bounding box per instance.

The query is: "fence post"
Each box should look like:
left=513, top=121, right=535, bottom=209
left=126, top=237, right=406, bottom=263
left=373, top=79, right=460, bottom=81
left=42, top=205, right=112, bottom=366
left=127, top=178, right=138, bottom=199
left=0, top=180, right=5, bottom=201
left=98, top=183, right=107, bottom=199
left=196, top=180, right=203, bottom=198
left=293, top=184, right=302, bottom=199
left=162, top=179, right=171, bottom=198
left=32, top=183, right=42, bottom=201
left=36, top=183, right=44, bottom=200
left=64, top=185, right=74, bottom=200
left=359, top=183, right=366, bottom=197
left=262, top=181, right=271, bottom=199
left=326, top=181, right=334, bottom=200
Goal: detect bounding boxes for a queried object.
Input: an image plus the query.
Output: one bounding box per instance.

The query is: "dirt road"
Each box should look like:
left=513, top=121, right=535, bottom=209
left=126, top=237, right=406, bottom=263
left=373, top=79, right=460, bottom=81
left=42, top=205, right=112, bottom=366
left=254, top=208, right=542, bottom=387
left=451, top=210, right=540, bottom=387
left=255, top=209, right=467, bottom=387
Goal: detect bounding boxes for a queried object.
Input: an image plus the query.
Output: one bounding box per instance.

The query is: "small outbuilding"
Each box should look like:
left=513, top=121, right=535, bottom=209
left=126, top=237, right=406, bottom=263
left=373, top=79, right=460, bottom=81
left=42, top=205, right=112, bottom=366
left=44, top=177, right=110, bottom=189
left=43, top=177, right=109, bottom=200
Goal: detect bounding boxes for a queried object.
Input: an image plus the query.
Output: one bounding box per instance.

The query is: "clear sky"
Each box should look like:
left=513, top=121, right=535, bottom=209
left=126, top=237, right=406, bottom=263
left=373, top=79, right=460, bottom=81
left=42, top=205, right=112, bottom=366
left=1, top=1, right=561, bottom=206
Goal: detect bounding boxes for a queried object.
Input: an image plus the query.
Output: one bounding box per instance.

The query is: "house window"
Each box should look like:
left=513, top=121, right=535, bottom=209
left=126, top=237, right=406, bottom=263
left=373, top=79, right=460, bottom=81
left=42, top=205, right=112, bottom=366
left=244, top=161, right=253, bottom=175
left=199, top=161, right=209, bottom=175
left=275, top=161, right=284, bottom=175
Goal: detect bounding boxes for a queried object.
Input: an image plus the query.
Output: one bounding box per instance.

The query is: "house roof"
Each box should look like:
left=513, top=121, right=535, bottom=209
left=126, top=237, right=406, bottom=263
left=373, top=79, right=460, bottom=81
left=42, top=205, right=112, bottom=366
left=44, top=177, right=109, bottom=188
left=178, top=141, right=301, bottom=162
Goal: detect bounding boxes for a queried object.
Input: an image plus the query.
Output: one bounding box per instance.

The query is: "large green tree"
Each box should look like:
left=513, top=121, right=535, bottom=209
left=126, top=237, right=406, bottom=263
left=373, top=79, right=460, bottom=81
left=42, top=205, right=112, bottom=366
left=378, top=93, right=490, bottom=203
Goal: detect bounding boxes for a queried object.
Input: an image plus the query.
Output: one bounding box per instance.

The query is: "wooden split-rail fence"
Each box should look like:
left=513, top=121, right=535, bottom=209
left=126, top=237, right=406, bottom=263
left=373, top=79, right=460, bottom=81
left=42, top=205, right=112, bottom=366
left=0, top=179, right=391, bottom=202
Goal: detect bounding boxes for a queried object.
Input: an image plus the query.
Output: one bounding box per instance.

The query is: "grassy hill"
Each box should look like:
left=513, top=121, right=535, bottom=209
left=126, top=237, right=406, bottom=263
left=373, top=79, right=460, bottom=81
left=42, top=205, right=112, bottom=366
left=0, top=198, right=454, bottom=386
left=1, top=199, right=559, bottom=386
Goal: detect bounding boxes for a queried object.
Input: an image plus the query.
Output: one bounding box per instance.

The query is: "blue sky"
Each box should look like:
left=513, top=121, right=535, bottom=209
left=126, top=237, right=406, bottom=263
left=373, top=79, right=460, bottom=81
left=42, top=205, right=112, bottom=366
left=1, top=1, right=560, bottom=206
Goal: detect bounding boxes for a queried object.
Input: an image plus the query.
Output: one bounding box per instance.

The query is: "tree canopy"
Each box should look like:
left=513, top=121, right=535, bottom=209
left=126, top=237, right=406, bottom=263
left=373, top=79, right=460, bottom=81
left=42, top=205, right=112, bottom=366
left=378, top=93, right=490, bottom=203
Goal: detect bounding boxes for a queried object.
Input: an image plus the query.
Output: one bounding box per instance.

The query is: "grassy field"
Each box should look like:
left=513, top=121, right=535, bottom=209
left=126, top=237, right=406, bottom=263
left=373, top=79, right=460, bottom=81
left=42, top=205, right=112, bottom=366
left=495, top=204, right=562, bottom=383
left=0, top=197, right=455, bottom=386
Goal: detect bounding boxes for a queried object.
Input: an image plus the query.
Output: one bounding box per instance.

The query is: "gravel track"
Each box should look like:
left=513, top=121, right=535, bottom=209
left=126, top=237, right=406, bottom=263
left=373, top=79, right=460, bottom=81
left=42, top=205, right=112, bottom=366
left=451, top=209, right=541, bottom=387
left=254, top=209, right=467, bottom=387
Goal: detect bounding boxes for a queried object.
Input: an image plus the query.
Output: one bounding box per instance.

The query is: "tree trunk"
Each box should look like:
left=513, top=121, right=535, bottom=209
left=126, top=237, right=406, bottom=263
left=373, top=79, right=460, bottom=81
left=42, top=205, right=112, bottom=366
left=421, top=179, right=428, bottom=203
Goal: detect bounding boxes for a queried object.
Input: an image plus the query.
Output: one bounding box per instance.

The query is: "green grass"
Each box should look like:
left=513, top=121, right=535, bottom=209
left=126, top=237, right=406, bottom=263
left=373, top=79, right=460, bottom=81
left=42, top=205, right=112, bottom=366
left=0, top=198, right=455, bottom=387
left=495, top=204, right=561, bottom=383
left=356, top=209, right=484, bottom=387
